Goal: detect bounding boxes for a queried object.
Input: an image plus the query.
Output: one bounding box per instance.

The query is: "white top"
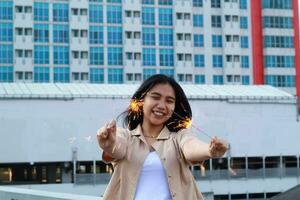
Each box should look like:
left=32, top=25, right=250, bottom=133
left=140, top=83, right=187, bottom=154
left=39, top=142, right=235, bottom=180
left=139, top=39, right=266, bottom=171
left=134, top=151, right=172, bottom=200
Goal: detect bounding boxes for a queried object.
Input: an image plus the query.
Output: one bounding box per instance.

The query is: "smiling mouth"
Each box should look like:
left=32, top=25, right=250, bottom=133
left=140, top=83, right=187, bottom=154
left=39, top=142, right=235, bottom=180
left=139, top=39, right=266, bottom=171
left=153, top=111, right=165, bottom=117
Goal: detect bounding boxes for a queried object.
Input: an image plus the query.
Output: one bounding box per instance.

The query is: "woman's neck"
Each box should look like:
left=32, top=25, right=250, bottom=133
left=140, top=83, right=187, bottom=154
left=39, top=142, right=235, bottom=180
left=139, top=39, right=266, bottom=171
left=141, top=121, right=164, bottom=138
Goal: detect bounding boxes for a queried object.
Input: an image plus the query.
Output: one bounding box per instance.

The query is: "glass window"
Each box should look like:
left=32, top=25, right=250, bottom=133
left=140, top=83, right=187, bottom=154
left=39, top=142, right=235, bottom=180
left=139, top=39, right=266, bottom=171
left=194, top=34, right=204, bottom=47
left=107, top=5, right=122, bottom=24
left=53, top=24, right=69, bottom=43
left=212, top=35, right=222, bottom=47
left=213, top=75, right=224, bottom=84
left=107, top=26, right=122, bottom=45
left=159, top=28, right=173, bottom=46
left=159, top=0, right=172, bottom=5
left=142, top=48, right=156, bottom=66
left=193, top=0, right=203, bottom=7
left=89, top=47, right=104, bottom=65
left=194, top=54, right=205, bottom=67
left=89, top=26, right=103, bottom=44
left=142, top=27, right=155, bottom=46
left=108, top=47, right=123, bottom=66
left=211, top=0, right=221, bottom=8
left=34, top=2, right=49, bottom=21
left=53, top=46, right=69, bottom=65
left=159, top=49, right=174, bottom=66
left=195, top=74, right=205, bottom=84
left=34, top=24, right=49, bottom=43
left=108, top=68, right=123, bottom=83
left=0, top=23, right=13, bottom=42
left=242, top=75, right=250, bottom=85
left=160, top=69, right=174, bottom=78
left=240, top=0, right=247, bottom=9
left=240, top=36, right=249, bottom=48
left=211, top=15, right=222, bottom=27
left=142, top=0, right=155, bottom=5
left=0, top=1, right=13, bottom=20
left=240, top=16, right=248, bottom=29
left=34, top=66, right=50, bottom=82
left=262, top=0, right=292, bottom=9
left=53, top=67, right=70, bottom=83
left=90, top=68, right=104, bottom=83
left=241, top=56, right=249, bottom=68
left=193, top=15, right=203, bottom=27
left=212, top=55, right=223, bottom=68
left=159, top=8, right=173, bottom=26
left=142, top=7, right=155, bottom=25
left=34, top=45, right=49, bottom=64
left=53, top=3, right=68, bottom=22
left=89, top=4, right=103, bottom=23
left=0, top=66, right=13, bottom=82
left=143, top=68, right=156, bottom=80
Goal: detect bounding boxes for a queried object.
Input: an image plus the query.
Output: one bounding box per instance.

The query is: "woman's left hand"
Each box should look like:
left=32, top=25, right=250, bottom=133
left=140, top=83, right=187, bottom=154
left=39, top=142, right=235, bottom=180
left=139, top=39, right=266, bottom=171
left=209, top=137, right=229, bottom=158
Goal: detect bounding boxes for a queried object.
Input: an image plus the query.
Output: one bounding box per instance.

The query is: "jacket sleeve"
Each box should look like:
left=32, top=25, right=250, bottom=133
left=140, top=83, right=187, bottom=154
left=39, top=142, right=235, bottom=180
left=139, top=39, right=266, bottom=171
left=101, top=127, right=128, bottom=163
left=177, top=128, right=211, bottom=164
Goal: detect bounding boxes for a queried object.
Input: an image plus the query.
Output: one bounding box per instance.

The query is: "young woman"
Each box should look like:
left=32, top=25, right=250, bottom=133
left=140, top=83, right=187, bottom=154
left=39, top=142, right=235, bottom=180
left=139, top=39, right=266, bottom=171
left=97, top=74, right=228, bottom=200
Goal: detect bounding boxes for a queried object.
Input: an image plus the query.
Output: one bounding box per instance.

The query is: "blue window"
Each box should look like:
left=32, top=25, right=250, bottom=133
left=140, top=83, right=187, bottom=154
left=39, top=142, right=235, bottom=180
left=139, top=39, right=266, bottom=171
left=108, top=47, right=123, bottom=65
left=0, top=23, right=13, bottom=42
left=240, top=36, right=249, bottom=48
left=90, top=68, right=104, bottom=83
left=89, top=0, right=103, bottom=2
left=159, top=0, right=172, bottom=5
left=108, top=68, right=123, bottom=83
left=53, top=24, right=69, bottom=43
left=262, top=0, right=292, bottom=9
left=0, top=45, right=13, bottom=64
left=142, top=27, right=155, bottom=46
left=89, top=47, right=104, bottom=65
left=159, top=8, right=173, bottom=26
left=264, top=36, right=293, bottom=48
left=263, top=16, right=293, bottom=29
left=143, top=68, right=156, bottom=80
left=212, top=35, right=222, bottom=47
left=211, top=15, right=222, bottom=27
left=213, top=75, right=223, bottom=84
left=241, top=56, right=249, bottom=68
left=195, top=75, right=205, bottom=84
left=34, top=45, right=49, bottom=64
left=240, top=0, right=247, bottom=9
left=0, top=1, right=13, bottom=20
left=142, top=48, right=156, bottom=66
left=53, top=46, right=69, bottom=65
left=53, top=67, right=70, bottom=83
left=242, top=75, right=250, bottom=85
left=107, top=5, right=122, bottom=24
left=193, top=0, right=203, bottom=7
left=34, top=2, right=49, bottom=21
left=265, top=75, right=295, bottom=87
left=142, top=7, right=155, bottom=25
left=264, top=55, right=294, bottom=68
left=212, top=55, right=223, bottom=68
left=193, top=15, right=203, bottom=27
left=159, top=49, right=174, bottom=66
left=194, top=55, right=205, bottom=67
left=142, top=0, right=155, bottom=5
left=194, top=34, right=204, bottom=47
left=107, top=0, right=121, bottom=2
left=34, top=67, right=50, bottom=83
left=107, top=26, right=122, bottom=45
left=160, top=69, right=174, bottom=78
left=53, top=3, right=68, bottom=22
left=34, top=24, right=49, bottom=43
left=0, top=66, right=13, bottom=82
left=211, top=0, right=221, bottom=8
left=240, top=16, right=248, bottom=29
left=159, top=28, right=173, bottom=46
left=89, top=4, right=103, bottom=23
left=89, top=26, right=103, bottom=44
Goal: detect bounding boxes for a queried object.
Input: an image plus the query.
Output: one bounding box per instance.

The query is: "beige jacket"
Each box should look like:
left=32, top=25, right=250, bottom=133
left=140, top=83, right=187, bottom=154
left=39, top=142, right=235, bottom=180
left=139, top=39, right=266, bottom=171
left=100, top=125, right=209, bottom=200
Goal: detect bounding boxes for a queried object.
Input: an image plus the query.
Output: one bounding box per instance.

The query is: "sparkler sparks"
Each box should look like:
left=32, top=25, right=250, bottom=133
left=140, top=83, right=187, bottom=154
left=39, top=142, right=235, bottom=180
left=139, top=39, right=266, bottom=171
left=128, top=98, right=144, bottom=121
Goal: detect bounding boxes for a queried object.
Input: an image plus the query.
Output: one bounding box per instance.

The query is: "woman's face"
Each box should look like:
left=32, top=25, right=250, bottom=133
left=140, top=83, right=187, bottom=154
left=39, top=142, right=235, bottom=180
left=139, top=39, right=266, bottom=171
left=142, top=83, right=176, bottom=128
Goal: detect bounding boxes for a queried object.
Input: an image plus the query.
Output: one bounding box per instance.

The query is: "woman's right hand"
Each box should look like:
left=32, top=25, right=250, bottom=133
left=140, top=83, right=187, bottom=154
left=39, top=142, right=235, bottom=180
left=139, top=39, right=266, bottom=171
left=97, top=119, right=117, bottom=149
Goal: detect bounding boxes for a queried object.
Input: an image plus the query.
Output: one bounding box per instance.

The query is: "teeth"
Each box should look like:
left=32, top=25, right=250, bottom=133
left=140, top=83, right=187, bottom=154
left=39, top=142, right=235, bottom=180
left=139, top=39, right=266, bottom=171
left=154, top=111, right=163, bottom=116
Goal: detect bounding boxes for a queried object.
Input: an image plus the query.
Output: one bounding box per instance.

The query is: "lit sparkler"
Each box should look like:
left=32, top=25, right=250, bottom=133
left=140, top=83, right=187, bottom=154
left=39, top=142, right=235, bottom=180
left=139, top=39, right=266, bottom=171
left=128, top=98, right=143, bottom=120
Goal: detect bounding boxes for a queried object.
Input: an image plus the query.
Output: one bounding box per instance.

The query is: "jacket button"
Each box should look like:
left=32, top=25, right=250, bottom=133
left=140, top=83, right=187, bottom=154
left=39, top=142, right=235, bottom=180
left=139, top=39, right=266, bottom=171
left=172, top=192, right=176, bottom=197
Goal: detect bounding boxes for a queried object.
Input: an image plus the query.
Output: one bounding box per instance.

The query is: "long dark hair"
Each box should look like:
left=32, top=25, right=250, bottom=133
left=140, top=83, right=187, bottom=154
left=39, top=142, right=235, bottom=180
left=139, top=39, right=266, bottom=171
left=119, top=74, right=192, bottom=132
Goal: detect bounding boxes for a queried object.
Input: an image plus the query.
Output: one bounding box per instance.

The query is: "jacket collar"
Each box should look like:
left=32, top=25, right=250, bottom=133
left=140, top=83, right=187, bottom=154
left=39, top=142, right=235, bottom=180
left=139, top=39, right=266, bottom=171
left=130, top=124, right=170, bottom=140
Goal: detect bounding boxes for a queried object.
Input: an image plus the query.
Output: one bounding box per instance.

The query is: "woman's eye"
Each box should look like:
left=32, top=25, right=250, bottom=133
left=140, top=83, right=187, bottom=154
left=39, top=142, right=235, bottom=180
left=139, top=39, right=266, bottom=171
left=151, top=96, right=160, bottom=100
